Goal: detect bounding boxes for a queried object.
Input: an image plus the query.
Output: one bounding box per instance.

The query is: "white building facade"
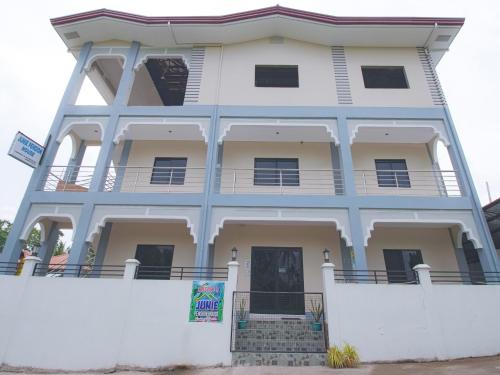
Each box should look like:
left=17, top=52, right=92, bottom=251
left=1, top=6, right=500, bottom=369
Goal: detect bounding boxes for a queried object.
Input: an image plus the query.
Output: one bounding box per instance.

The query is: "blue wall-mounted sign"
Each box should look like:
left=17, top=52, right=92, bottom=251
left=8, top=132, right=45, bottom=168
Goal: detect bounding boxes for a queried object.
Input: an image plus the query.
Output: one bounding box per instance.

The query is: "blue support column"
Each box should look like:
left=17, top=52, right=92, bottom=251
left=38, top=223, right=61, bottom=265
left=448, top=229, right=469, bottom=282
left=64, top=140, right=86, bottom=184
left=195, top=109, right=220, bottom=268
left=66, top=203, right=94, bottom=273
left=214, top=143, right=224, bottom=193
left=337, top=116, right=368, bottom=270
left=89, top=42, right=140, bottom=192
left=0, top=43, right=92, bottom=264
left=443, top=106, right=500, bottom=272
left=89, top=222, right=113, bottom=277
left=113, top=140, right=132, bottom=192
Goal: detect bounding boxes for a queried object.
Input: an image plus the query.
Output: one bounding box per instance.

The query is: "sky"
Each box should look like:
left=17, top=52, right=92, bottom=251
left=0, top=0, right=499, bottom=223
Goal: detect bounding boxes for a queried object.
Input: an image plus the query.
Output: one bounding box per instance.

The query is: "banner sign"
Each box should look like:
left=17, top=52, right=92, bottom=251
left=8, top=132, right=45, bottom=168
left=189, top=281, right=225, bottom=322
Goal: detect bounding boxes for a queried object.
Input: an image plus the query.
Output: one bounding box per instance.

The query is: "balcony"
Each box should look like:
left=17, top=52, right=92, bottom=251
left=216, top=168, right=344, bottom=195
left=354, top=169, right=461, bottom=197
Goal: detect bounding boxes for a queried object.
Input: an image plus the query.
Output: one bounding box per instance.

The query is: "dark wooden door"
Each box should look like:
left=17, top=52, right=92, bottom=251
left=250, top=247, right=305, bottom=314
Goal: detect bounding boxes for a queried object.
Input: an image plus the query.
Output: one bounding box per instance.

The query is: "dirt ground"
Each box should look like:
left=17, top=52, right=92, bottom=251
left=2, top=356, right=500, bottom=375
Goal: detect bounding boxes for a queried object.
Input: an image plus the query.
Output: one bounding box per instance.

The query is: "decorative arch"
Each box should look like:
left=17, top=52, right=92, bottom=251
left=57, top=117, right=108, bottom=144
left=113, top=117, right=210, bottom=144
left=83, top=46, right=129, bottom=72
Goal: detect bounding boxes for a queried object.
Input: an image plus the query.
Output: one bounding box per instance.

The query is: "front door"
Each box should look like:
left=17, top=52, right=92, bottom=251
left=135, top=244, right=174, bottom=279
left=250, top=247, right=305, bottom=315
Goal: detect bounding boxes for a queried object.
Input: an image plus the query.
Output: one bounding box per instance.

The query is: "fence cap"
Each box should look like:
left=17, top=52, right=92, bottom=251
left=227, top=260, right=239, bottom=267
left=24, top=256, right=41, bottom=262
left=321, top=262, right=335, bottom=269
left=125, top=259, right=140, bottom=265
left=413, top=264, right=431, bottom=271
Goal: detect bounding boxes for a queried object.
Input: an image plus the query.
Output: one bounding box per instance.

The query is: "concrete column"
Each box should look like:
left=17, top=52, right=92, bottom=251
left=224, top=260, right=239, bottom=356
left=330, top=142, right=344, bottom=195
left=413, top=263, right=447, bottom=360
left=64, top=140, right=86, bottom=184
left=124, top=259, right=140, bottom=280
left=89, top=222, right=113, bottom=278
left=347, top=208, right=368, bottom=270
left=21, top=256, right=41, bottom=277
left=0, top=43, right=92, bottom=265
left=89, top=42, right=140, bottom=192
left=65, top=203, right=94, bottom=275
left=321, top=262, right=336, bottom=347
left=112, top=140, right=132, bottom=192
left=38, top=223, right=60, bottom=265
left=336, top=116, right=356, bottom=196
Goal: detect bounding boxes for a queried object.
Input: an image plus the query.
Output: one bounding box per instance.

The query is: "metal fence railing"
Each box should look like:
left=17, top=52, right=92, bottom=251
left=32, top=263, right=125, bottom=278
left=39, top=166, right=95, bottom=192
left=335, top=269, right=420, bottom=284
left=135, top=266, right=228, bottom=280
left=0, top=262, right=20, bottom=275
left=430, top=271, right=500, bottom=285
left=231, top=291, right=327, bottom=353
left=354, top=169, right=462, bottom=197
left=217, top=168, right=344, bottom=195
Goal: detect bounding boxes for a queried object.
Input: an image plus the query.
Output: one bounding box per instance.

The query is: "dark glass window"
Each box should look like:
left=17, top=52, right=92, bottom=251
left=151, top=157, right=187, bottom=185
left=135, top=245, right=174, bottom=280
left=255, top=65, right=299, bottom=87
left=254, top=158, right=299, bottom=186
left=383, top=249, right=423, bottom=284
left=361, top=66, right=409, bottom=89
left=375, top=159, right=411, bottom=188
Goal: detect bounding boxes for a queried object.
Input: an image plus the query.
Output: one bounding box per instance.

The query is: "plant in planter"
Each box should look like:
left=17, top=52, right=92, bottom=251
left=237, top=298, right=248, bottom=329
left=309, top=300, right=323, bottom=331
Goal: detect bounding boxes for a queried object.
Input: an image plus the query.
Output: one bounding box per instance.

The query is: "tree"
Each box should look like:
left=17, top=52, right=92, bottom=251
left=0, top=220, right=12, bottom=253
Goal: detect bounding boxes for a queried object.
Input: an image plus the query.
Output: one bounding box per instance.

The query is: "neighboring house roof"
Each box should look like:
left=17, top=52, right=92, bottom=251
left=483, top=198, right=500, bottom=249
left=48, top=254, right=68, bottom=271
left=50, top=5, right=464, bottom=65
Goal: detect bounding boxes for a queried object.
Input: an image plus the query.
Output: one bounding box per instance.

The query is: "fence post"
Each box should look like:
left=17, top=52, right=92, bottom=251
left=21, top=256, right=41, bottom=277
left=321, top=262, right=335, bottom=348
left=413, top=264, right=432, bottom=288
left=224, top=260, right=239, bottom=363
left=124, top=259, right=140, bottom=280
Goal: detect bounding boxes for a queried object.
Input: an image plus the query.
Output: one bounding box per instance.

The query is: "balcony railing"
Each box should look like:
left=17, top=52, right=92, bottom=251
left=105, top=166, right=205, bottom=193
left=217, top=168, right=344, bottom=195
left=40, top=165, right=95, bottom=192
left=335, top=269, right=420, bottom=284
left=354, top=169, right=462, bottom=197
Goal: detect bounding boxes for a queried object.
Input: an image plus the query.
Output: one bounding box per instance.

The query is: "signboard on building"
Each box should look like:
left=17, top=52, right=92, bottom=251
left=8, top=132, right=45, bottom=168
left=189, top=280, right=225, bottom=322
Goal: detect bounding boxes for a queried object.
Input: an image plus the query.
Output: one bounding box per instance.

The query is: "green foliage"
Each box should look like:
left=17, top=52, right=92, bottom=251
left=238, top=298, right=247, bottom=321
left=52, top=241, right=67, bottom=256
left=309, top=300, right=323, bottom=322
left=0, top=220, right=12, bottom=253
left=327, top=343, right=360, bottom=368
left=27, top=227, right=41, bottom=249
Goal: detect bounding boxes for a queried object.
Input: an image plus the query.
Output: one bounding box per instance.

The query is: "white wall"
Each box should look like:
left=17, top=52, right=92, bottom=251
left=328, top=282, right=500, bottom=362
left=0, top=276, right=233, bottom=370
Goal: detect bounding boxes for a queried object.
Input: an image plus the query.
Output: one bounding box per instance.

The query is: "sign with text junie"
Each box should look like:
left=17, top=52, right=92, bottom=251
left=189, top=281, right=225, bottom=322
left=8, top=132, right=45, bottom=168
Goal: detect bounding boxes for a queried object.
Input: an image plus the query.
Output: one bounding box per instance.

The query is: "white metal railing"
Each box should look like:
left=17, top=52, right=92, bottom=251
left=354, top=169, right=462, bottom=197
left=40, top=165, right=95, bottom=192
left=216, top=168, right=344, bottom=195
left=104, top=166, right=205, bottom=193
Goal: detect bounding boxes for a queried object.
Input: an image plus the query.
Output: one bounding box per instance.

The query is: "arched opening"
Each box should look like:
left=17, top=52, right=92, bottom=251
left=75, top=57, right=124, bottom=105
left=128, top=57, right=188, bottom=106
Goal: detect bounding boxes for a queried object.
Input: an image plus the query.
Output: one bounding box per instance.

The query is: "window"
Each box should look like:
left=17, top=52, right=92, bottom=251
left=383, top=249, right=423, bottom=284
left=255, top=65, right=299, bottom=87
left=254, top=158, right=299, bottom=186
left=361, top=66, right=409, bottom=89
left=150, top=157, right=187, bottom=185
left=135, top=245, right=174, bottom=280
left=375, top=159, right=411, bottom=188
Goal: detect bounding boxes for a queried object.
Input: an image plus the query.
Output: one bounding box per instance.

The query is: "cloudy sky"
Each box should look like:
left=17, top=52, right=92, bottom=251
left=0, top=0, right=499, bottom=222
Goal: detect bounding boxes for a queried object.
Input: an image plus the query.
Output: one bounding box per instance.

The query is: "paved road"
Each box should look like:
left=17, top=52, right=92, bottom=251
left=2, top=356, right=500, bottom=374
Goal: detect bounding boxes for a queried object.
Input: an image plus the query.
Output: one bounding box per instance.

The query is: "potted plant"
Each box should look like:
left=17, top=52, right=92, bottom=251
left=309, top=300, right=323, bottom=331
left=238, top=298, right=248, bottom=329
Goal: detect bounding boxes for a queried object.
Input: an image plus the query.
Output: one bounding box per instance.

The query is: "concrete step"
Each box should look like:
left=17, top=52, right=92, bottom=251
left=234, top=339, right=326, bottom=353
left=232, top=352, right=327, bottom=367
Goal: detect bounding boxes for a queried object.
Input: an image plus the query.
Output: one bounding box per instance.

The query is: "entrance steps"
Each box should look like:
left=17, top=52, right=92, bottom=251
left=232, top=352, right=327, bottom=366
left=232, top=319, right=326, bottom=366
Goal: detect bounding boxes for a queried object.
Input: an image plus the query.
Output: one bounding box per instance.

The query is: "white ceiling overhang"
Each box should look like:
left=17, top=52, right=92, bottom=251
left=51, top=6, right=464, bottom=65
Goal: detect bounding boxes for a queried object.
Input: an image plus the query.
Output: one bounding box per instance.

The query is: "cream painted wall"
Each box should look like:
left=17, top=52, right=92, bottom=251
left=352, top=143, right=439, bottom=196
left=213, top=224, right=341, bottom=292
left=366, top=227, right=459, bottom=272
left=345, top=47, right=434, bottom=107
left=103, top=222, right=196, bottom=267
left=119, top=140, right=206, bottom=193
left=206, top=38, right=337, bottom=106
left=197, top=46, right=220, bottom=105
left=128, top=66, right=163, bottom=106
left=220, top=141, right=337, bottom=194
